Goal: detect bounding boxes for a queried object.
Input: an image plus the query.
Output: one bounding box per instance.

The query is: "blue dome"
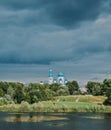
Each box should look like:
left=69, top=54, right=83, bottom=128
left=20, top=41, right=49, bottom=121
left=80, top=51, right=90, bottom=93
left=49, top=69, right=53, bottom=77
left=49, top=73, right=53, bottom=77
left=54, top=78, right=56, bottom=80
left=58, top=72, right=64, bottom=77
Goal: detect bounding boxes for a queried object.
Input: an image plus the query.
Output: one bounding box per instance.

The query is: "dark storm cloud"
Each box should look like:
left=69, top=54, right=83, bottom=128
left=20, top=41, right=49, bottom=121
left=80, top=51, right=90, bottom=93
left=46, top=0, right=106, bottom=27
left=0, top=0, right=109, bottom=28
left=0, top=17, right=111, bottom=65
left=0, top=0, right=111, bottom=65
left=0, top=26, right=74, bottom=64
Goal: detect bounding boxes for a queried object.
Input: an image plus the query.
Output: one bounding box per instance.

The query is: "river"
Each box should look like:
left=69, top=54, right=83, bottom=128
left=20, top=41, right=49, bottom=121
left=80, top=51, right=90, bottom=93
left=0, top=112, right=111, bottom=130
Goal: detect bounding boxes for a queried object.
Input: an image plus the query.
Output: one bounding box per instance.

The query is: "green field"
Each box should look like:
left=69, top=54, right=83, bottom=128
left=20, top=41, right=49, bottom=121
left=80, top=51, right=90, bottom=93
left=0, top=95, right=111, bottom=113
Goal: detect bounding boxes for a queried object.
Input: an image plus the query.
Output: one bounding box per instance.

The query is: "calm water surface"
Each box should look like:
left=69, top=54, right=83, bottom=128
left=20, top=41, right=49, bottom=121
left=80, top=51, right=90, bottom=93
left=0, top=112, right=111, bottom=130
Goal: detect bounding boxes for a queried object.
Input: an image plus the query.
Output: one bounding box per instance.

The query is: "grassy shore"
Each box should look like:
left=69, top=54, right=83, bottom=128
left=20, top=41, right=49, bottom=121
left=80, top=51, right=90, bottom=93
left=0, top=95, right=111, bottom=113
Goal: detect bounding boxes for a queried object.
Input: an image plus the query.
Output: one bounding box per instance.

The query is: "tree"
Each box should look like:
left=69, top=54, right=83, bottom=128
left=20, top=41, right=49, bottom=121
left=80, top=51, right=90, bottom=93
left=49, top=83, right=61, bottom=92
left=24, top=93, right=31, bottom=103
left=0, top=88, right=4, bottom=97
left=86, top=81, right=102, bottom=96
left=28, top=89, right=40, bottom=104
left=27, top=83, right=50, bottom=103
left=66, top=80, right=79, bottom=95
left=56, top=87, right=69, bottom=96
left=102, top=79, right=111, bottom=105
left=14, top=83, right=24, bottom=103
left=7, top=86, right=15, bottom=100
left=0, top=82, right=9, bottom=94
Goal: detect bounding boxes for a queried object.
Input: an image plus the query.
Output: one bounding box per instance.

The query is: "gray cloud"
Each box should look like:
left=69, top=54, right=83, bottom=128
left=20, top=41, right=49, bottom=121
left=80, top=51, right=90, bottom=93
left=0, top=15, right=111, bottom=64
left=0, top=0, right=111, bottom=65
left=0, top=0, right=110, bottom=28
left=46, top=0, right=106, bottom=28
left=0, top=1, right=111, bottom=84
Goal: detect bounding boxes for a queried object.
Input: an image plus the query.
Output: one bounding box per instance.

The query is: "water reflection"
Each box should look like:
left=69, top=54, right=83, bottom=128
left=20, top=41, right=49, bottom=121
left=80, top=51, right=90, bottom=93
left=48, top=122, right=67, bottom=127
left=81, top=113, right=111, bottom=120
left=5, top=113, right=68, bottom=122
left=0, top=112, right=111, bottom=130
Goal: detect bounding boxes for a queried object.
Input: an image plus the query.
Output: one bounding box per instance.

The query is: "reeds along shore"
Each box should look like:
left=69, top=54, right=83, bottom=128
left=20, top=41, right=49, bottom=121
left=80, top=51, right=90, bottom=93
left=0, top=95, right=111, bottom=113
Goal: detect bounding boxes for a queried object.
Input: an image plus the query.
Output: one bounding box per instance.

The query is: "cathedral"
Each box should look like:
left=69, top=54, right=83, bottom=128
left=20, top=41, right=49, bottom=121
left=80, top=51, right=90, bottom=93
left=48, top=69, right=67, bottom=86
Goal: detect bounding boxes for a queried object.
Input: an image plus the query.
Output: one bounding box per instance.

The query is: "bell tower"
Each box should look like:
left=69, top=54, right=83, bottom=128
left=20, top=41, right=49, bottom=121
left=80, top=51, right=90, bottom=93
left=48, top=69, right=53, bottom=84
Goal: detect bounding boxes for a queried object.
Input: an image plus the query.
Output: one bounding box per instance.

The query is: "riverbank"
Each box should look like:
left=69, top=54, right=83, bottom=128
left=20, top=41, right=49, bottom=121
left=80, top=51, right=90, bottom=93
left=0, top=95, right=111, bottom=113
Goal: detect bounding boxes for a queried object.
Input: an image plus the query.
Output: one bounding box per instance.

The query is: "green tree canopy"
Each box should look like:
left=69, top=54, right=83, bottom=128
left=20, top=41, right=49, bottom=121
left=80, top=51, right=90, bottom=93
left=86, top=81, right=102, bottom=96
left=103, top=79, right=111, bottom=105
left=66, top=80, right=80, bottom=95
left=14, top=83, right=24, bottom=103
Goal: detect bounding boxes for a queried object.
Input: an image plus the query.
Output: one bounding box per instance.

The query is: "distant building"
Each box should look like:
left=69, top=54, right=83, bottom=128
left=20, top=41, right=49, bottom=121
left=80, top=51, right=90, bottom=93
left=48, top=69, right=67, bottom=86
left=40, top=81, right=44, bottom=85
left=53, top=78, right=57, bottom=83
left=57, top=72, right=65, bottom=86
left=48, top=69, right=54, bottom=84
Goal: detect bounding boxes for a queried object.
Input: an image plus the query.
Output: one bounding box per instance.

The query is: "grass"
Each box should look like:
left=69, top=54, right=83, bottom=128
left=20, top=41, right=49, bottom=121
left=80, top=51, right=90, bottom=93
left=0, top=95, right=111, bottom=113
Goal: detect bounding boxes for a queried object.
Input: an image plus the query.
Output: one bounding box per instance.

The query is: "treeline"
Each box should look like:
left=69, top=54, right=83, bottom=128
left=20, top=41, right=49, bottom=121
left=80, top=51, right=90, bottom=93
left=0, top=80, right=80, bottom=105
left=86, top=79, right=111, bottom=105
left=0, top=79, right=111, bottom=105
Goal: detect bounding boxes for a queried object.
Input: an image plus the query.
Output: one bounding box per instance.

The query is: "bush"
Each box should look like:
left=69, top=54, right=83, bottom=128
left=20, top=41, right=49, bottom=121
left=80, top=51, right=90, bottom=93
left=32, top=103, right=38, bottom=112
left=36, top=102, right=44, bottom=112
left=104, top=96, right=111, bottom=105
left=19, top=101, right=30, bottom=112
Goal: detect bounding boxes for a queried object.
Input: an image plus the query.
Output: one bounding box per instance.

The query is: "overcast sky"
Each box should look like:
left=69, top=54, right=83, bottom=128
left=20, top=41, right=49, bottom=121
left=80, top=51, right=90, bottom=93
left=0, top=0, right=111, bottom=85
